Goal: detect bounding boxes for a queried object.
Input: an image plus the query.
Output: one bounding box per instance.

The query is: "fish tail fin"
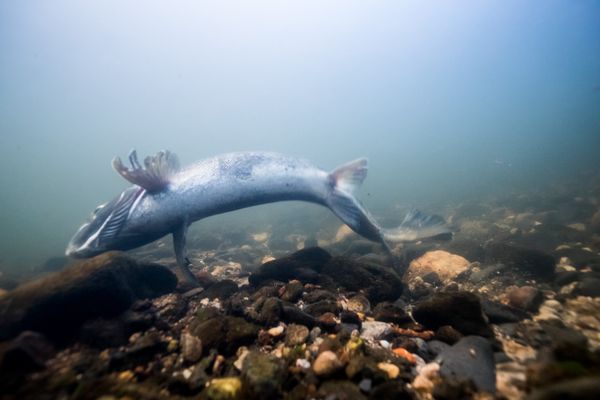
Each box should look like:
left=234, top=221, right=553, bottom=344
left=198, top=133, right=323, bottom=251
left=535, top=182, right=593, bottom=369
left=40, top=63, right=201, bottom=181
left=329, top=158, right=368, bottom=194
left=327, top=158, right=382, bottom=242
left=382, top=209, right=452, bottom=242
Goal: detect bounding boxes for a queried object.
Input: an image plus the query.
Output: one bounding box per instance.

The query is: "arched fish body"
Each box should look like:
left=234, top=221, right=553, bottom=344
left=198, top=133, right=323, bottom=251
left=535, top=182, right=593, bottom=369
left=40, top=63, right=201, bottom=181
left=67, top=151, right=450, bottom=283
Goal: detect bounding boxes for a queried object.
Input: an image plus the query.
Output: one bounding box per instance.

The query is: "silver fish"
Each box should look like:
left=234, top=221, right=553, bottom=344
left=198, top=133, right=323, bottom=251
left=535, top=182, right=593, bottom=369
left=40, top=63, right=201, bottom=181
left=66, top=150, right=450, bottom=283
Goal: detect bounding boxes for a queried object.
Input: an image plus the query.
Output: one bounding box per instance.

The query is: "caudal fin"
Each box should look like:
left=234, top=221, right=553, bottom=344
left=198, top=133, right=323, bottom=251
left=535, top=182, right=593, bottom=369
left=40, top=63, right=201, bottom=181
left=383, top=209, right=451, bottom=242
left=330, top=158, right=368, bottom=194
left=327, top=158, right=382, bottom=242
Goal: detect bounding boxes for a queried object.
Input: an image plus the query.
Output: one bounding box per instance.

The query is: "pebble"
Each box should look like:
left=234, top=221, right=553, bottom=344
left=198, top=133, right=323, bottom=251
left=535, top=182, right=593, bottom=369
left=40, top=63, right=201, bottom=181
left=267, top=325, right=285, bottom=337
left=180, top=332, right=202, bottom=363
left=377, top=362, right=400, bottom=379
left=285, top=324, right=309, bottom=346
left=312, top=350, right=343, bottom=376
left=436, top=336, right=496, bottom=393
left=392, top=347, right=417, bottom=364
left=295, top=358, right=311, bottom=369
left=360, top=321, right=392, bottom=341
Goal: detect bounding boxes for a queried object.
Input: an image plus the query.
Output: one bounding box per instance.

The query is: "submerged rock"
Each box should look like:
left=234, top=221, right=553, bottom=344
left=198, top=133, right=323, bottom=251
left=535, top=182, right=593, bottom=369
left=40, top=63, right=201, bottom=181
left=241, top=351, right=285, bottom=400
left=413, top=291, right=493, bottom=337
left=0, top=252, right=176, bottom=343
left=191, top=315, right=259, bottom=355
left=405, top=250, right=470, bottom=284
left=249, top=247, right=330, bottom=285
left=484, top=242, right=555, bottom=280
left=0, top=331, right=55, bottom=391
left=436, top=336, right=496, bottom=393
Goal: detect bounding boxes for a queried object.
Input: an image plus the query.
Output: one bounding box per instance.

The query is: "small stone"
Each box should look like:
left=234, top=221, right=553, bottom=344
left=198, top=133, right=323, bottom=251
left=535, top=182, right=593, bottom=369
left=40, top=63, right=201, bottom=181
left=567, top=223, right=586, bottom=232
left=358, top=378, right=372, bottom=392
left=507, top=286, right=544, bottom=311
left=360, top=321, right=392, bottom=341
left=346, top=294, right=371, bottom=314
left=267, top=325, right=285, bottom=337
left=285, top=324, right=310, bottom=346
left=296, top=358, right=311, bottom=369
left=377, top=362, right=400, bottom=379
left=204, top=377, right=242, bottom=400
left=280, top=280, right=304, bottom=302
left=118, top=370, right=135, bottom=382
left=233, top=347, right=249, bottom=371
left=242, top=351, right=285, bottom=399
left=436, top=336, right=496, bottom=393
left=181, top=332, right=202, bottom=363
left=313, top=350, right=344, bottom=376
left=406, top=250, right=470, bottom=283
left=392, top=347, right=417, bottom=364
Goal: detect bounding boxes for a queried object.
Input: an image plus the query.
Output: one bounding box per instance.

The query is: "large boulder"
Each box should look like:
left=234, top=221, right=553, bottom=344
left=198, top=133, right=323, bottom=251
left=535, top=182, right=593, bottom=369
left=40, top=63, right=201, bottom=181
left=0, top=252, right=176, bottom=343
left=249, top=247, right=403, bottom=303
left=413, top=291, right=493, bottom=337
left=405, top=250, right=470, bottom=284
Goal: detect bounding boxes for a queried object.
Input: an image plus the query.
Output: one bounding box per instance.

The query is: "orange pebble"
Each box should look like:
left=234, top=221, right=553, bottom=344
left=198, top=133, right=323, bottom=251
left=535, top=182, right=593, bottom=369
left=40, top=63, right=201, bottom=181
left=392, top=347, right=416, bottom=364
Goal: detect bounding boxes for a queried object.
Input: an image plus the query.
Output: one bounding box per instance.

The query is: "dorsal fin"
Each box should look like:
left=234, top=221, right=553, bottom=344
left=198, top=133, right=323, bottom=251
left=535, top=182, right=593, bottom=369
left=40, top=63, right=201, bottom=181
left=112, top=149, right=180, bottom=193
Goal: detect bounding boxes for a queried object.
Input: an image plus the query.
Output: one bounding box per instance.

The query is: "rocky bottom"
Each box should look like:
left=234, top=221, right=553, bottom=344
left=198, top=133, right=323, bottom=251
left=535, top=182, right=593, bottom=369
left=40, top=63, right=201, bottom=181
left=1, top=179, right=600, bottom=400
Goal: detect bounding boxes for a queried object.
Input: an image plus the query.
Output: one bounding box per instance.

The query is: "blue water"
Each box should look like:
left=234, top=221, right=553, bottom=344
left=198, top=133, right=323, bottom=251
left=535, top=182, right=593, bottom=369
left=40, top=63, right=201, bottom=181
left=0, top=1, right=599, bottom=271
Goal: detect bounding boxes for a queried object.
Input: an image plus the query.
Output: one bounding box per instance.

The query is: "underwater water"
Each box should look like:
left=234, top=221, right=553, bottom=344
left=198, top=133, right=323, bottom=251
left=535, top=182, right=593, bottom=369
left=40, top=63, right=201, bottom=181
left=1, top=1, right=599, bottom=399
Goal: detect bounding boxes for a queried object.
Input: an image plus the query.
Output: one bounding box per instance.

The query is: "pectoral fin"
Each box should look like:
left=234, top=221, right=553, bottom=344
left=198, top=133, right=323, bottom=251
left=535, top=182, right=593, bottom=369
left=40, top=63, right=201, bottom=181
left=113, top=149, right=180, bottom=193
left=173, top=222, right=199, bottom=285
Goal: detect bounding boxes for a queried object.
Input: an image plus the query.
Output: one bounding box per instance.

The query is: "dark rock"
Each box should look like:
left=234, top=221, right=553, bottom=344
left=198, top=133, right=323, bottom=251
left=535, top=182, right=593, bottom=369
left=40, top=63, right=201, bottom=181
left=285, top=324, right=310, bottom=346
left=444, top=239, right=485, bottom=262
left=0, top=252, right=177, bottom=343
left=200, top=279, right=238, bottom=300
left=282, top=305, right=317, bottom=328
left=422, top=272, right=442, bottom=286
left=540, top=320, right=589, bottom=362
left=0, top=331, right=54, bottom=390
left=574, top=276, right=600, bottom=297
left=484, top=242, right=555, bottom=280
left=318, top=380, right=366, bottom=400
left=318, top=312, right=339, bottom=332
left=78, top=309, right=155, bottom=348
left=249, top=247, right=331, bottom=286
left=369, top=381, right=414, bottom=400
left=372, top=302, right=411, bottom=324
left=304, top=299, right=341, bottom=317
left=303, top=289, right=336, bottom=303
left=481, top=299, right=528, bottom=323
left=437, top=336, right=496, bottom=393
left=345, top=354, right=383, bottom=381
left=257, top=297, right=284, bottom=326
left=340, top=311, right=362, bottom=328
left=242, top=351, right=285, bottom=400
left=427, top=340, right=451, bottom=357
left=109, top=331, right=166, bottom=369
left=468, top=263, right=507, bottom=284
left=554, top=271, right=580, bottom=286
left=319, top=257, right=403, bottom=303
left=554, top=247, right=600, bottom=269
left=191, top=316, right=259, bottom=356
left=434, top=325, right=463, bottom=345
left=413, top=292, right=493, bottom=337
left=527, top=376, right=600, bottom=400
left=344, top=239, right=379, bottom=256
left=280, top=280, right=304, bottom=302
left=507, top=286, right=544, bottom=311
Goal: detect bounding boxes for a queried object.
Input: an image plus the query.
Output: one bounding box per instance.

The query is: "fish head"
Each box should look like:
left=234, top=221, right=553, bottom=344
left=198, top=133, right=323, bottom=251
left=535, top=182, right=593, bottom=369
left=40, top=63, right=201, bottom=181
left=66, top=187, right=145, bottom=258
